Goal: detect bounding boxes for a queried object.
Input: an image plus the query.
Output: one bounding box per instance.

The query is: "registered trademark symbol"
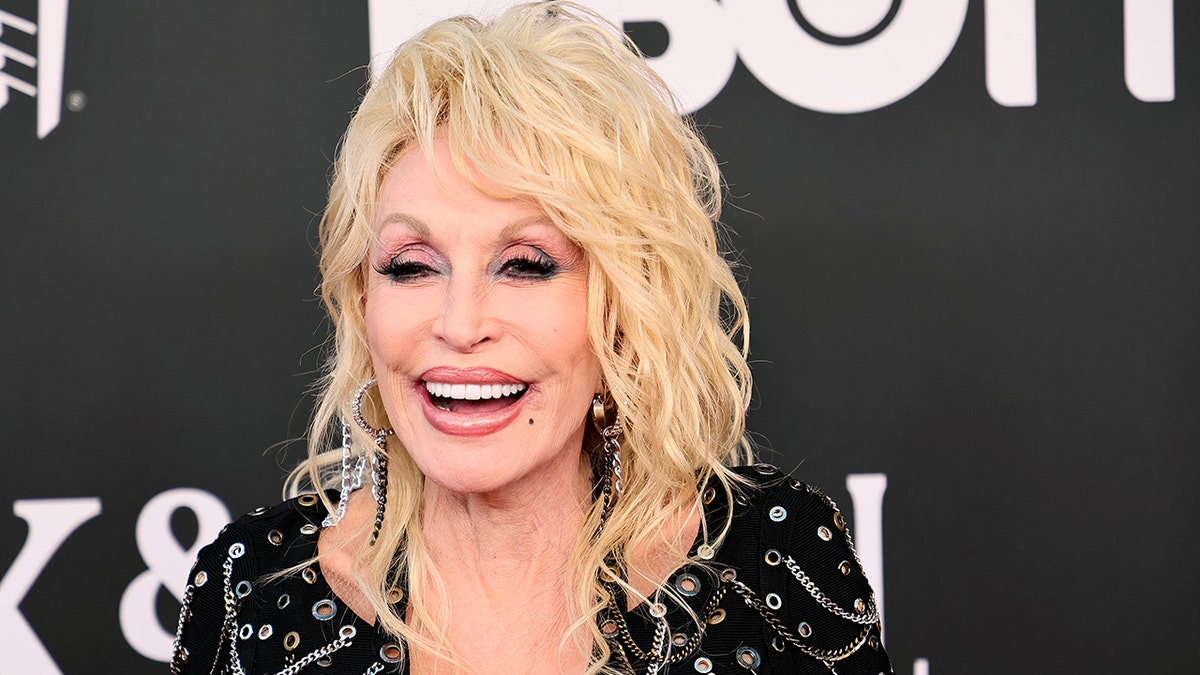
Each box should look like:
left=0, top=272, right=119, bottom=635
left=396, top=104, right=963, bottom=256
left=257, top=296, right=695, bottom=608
left=66, top=90, right=87, bottom=112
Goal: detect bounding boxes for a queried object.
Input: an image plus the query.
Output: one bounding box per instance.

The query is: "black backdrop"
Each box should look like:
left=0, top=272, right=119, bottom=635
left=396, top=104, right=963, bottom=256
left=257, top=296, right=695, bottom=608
left=2, top=2, right=1197, bottom=673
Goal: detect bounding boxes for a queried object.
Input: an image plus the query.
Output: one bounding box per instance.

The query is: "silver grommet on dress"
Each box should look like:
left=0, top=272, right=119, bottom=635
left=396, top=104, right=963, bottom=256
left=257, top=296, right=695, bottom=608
left=736, top=646, right=762, bottom=669
left=752, top=463, right=778, bottom=475
left=380, top=642, right=405, bottom=663
left=312, top=599, right=337, bottom=620
left=339, top=625, right=356, bottom=639
left=769, top=506, right=787, bottom=522
left=238, top=623, right=253, bottom=640
left=788, top=478, right=804, bottom=490
left=675, top=573, right=700, bottom=596
left=277, top=593, right=290, bottom=609
left=600, top=619, right=619, bottom=637
left=258, top=624, right=273, bottom=640
left=817, top=526, right=832, bottom=541
left=766, top=592, right=782, bottom=610
left=316, top=656, right=332, bottom=667
left=267, top=529, right=284, bottom=546
left=672, top=632, right=689, bottom=647
left=720, top=568, right=737, bottom=582
left=300, top=523, right=318, bottom=535
left=694, top=656, right=714, bottom=673
left=228, top=543, right=245, bottom=558
left=771, top=636, right=786, bottom=652
left=798, top=621, right=812, bottom=638
left=302, top=567, right=318, bottom=584
left=696, top=544, right=715, bottom=560
left=764, top=549, right=781, bottom=566
left=648, top=602, right=667, bottom=618
left=193, top=570, right=208, bottom=587
left=235, top=580, right=252, bottom=598
left=839, top=560, right=852, bottom=575
left=248, top=506, right=268, bottom=516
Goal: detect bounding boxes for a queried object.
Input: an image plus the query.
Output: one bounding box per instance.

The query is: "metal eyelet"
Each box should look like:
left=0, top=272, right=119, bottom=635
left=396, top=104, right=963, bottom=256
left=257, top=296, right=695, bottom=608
left=267, top=529, right=284, bottom=546
left=386, top=587, right=404, bottom=604
left=833, top=511, right=846, bottom=531
left=817, top=526, right=832, bottom=541
left=869, top=635, right=880, bottom=650
left=228, top=543, right=245, bottom=558
left=235, top=580, right=252, bottom=598
left=380, top=642, right=405, bottom=663
left=297, top=494, right=319, bottom=507
left=707, top=608, right=726, bottom=625
left=648, top=602, right=667, bottom=618
left=193, top=570, right=208, bottom=587
left=672, top=632, right=689, bottom=647
left=693, top=656, right=714, bottom=673
left=248, top=506, right=269, bottom=516
left=312, top=599, right=337, bottom=621
left=601, top=565, right=622, bottom=582
left=839, top=560, right=852, bottom=575
left=258, top=624, right=273, bottom=640
left=316, top=656, right=332, bottom=667
left=729, top=643, right=758, bottom=662
left=302, top=567, right=318, bottom=584
left=765, top=592, right=782, bottom=610
left=720, top=568, right=737, bottom=582
left=702, top=486, right=716, bottom=504
left=283, top=631, right=300, bottom=651
left=798, top=621, right=812, bottom=638
left=764, top=549, right=781, bottom=566
left=854, top=598, right=866, bottom=613
left=788, top=478, right=804, bottom=490
left=752, top=463, right=778, bottom=475
left=339, top=625, right=356, bottom=639
left=674, top=573, right=700, bottom=597
left=600, top=618, right=619, bottom=637
left=771, top=636, right=786, bottom=651
left=736, top=646, right=762, bottom=669
left=696, top=544, right=715, bottom=560
left=277, top=593, right=290, bottom=609
left=300, top=523, right=319, bottom=535
left=238, top=623, right=253, bottom=640
left=768, top=506, right=787, bottom=522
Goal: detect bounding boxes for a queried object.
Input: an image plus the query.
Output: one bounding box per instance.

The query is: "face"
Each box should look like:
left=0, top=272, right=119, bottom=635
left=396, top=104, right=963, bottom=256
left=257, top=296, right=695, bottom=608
left=364, top=137, right=602, bottom=496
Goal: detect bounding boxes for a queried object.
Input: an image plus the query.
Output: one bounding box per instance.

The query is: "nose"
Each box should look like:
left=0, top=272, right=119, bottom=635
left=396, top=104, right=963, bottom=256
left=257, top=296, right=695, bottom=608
left=432, top=276, right=498, bottom=352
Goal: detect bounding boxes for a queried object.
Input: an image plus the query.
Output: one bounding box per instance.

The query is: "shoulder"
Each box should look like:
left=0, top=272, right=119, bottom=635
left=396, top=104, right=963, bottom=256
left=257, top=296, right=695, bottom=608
left=711, top=464, right=893, bottom=674
left=170, top=493, right=334, bottom=673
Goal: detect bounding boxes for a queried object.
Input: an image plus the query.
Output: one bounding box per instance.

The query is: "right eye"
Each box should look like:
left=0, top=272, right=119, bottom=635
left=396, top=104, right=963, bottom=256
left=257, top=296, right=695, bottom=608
left=376, top=258, right=437, bottom=282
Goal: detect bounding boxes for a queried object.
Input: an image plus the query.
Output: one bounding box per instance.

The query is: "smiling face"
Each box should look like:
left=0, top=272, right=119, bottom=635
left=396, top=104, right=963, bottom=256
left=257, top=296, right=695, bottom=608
left=364, top=138, right=602, bottom=496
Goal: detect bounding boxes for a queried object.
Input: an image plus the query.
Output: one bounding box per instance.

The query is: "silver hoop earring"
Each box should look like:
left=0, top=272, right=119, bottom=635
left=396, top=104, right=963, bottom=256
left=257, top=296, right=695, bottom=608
left=322, top=415, right=366, bottom=528
left=592, top=393, right=624, bottom=533
left=352, top=379, right=395, bottom=545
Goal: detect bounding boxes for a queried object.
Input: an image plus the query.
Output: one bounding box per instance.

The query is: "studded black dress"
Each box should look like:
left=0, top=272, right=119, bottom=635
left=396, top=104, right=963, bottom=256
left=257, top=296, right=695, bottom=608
left=171, top=465, right=893, bottom=674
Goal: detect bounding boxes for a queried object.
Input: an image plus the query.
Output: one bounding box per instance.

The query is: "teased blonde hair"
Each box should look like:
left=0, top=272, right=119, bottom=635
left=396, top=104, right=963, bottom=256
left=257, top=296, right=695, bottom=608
left=288, top=2, right=752, bottom=671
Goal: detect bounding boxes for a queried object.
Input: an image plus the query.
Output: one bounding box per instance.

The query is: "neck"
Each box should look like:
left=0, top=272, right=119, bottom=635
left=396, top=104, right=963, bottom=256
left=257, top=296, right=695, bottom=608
left=420, top=452, right=593, bottom=587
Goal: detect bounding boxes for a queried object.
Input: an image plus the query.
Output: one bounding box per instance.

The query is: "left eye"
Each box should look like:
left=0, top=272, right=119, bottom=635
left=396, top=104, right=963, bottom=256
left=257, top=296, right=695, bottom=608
left=498, top=254, right=558, bottom=279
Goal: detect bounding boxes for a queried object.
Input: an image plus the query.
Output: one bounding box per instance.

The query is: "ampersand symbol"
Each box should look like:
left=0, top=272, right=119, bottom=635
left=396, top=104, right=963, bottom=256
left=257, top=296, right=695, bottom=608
left=119, top=488, right=230, bottom=662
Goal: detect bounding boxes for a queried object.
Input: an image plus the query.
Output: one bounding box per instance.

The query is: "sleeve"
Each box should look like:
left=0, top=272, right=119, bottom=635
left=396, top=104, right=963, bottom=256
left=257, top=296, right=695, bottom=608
left=170, top=519, right=261, bottom=674
left=751, top=470, right=894, bottom=674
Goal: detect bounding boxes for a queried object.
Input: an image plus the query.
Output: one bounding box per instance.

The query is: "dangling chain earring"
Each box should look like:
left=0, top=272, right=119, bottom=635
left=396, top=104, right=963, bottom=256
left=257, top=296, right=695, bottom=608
left=351, top=379, right=395, bottom=545
left=322, top=415, right=366, bottom=528
left=592, top=393, right=624, bottom=533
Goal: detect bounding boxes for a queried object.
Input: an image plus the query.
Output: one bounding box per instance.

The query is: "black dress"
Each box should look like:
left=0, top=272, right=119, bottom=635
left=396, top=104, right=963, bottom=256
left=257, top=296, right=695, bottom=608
left=171, top=464, right=893, bottom=674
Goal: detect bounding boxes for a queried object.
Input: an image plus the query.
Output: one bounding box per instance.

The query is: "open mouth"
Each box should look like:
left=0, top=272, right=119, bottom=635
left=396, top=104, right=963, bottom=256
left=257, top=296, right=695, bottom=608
left=424, top=381, right=528, bottom=414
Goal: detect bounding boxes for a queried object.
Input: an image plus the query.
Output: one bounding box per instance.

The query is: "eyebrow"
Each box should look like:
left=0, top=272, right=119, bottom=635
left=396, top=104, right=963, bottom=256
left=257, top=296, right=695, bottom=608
left=376, top=212, right=553, bottom=243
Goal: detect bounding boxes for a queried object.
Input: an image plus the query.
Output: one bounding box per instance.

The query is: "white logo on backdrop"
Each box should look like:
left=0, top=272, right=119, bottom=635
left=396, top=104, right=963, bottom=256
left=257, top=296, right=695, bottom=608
left=0, top=0, right=68, bottom=138
left=368, top=0, right=1176, bottom=113
left=1, top=491, right=229, bottom=673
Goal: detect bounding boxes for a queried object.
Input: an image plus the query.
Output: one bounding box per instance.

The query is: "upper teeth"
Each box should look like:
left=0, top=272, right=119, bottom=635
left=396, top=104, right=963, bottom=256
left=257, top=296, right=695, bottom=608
left=425, top=382, right=527, bottom=400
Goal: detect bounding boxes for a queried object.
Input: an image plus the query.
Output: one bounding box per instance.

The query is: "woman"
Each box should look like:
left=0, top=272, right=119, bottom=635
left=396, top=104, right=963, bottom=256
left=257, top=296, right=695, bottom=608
left=172, top=3, right=892, bottom=674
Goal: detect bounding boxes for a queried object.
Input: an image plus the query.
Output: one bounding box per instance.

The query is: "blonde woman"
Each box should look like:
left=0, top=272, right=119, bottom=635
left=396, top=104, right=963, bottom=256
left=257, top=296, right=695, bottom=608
left=172, top=3, right=892, bottom=674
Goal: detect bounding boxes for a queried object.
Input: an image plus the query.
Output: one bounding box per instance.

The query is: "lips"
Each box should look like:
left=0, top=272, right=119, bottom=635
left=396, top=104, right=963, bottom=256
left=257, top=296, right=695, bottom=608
left=416, top=367, right=530, bottom=436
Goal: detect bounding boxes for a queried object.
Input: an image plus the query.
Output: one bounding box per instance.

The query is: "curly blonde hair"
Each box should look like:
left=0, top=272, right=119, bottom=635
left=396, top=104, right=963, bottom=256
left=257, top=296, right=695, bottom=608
left=289, top=2, right=752, bottom=671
